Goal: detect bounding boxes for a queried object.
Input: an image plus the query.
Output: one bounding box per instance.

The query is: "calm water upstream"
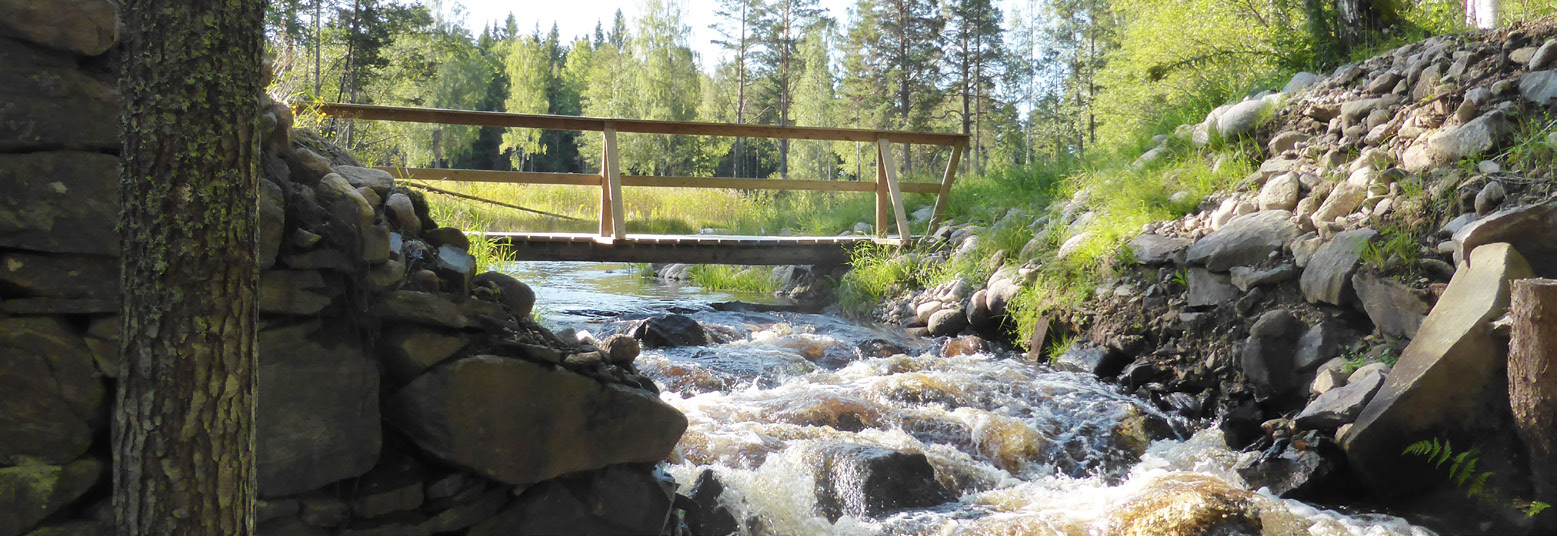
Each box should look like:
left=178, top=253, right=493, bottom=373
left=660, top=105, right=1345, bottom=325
left=504, top=261, right=1434, bottom=536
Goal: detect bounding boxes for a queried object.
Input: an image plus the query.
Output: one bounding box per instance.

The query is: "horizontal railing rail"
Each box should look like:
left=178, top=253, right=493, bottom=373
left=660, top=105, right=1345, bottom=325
left=309, top=103, right=968, bottom=243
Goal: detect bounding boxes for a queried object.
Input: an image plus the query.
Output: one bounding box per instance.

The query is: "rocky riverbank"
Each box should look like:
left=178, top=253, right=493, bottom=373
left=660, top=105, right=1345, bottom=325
left=861, top=19, right=1557, bottom=534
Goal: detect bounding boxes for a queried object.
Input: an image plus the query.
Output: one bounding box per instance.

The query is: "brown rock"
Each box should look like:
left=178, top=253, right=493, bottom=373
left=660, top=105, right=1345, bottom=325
left=0, top=317, right=102, bottom=465
left=0, top=152, right=120, bottom=255
left=0, top=0, right=118, bottom=55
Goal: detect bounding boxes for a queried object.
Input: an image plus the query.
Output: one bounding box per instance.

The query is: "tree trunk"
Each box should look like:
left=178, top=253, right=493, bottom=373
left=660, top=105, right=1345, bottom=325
left=114, top=0, right=264, bottom=534
left=1511, top=278, right=1557, bottom=502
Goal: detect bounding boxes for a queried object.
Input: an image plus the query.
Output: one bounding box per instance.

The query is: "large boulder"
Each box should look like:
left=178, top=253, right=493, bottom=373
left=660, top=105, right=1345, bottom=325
left=389, top=355, right=687, bottom=486
left=0, top=252, right=117, bottom=299
left=0, top=459, right=103, bottom=536
left=0, top=152, right=120, bottom=255
left=470, top=465, right=675, bottom=536
left=630, top=314, right=709, bottom=348
left=0, top=0, right=118, bottom=55
left=376, top=326, right=469, bottom=384
left=1300, top=228, right=1376, bottom=306
left=258, top=270, right=336, bottom=316
left=1185, top=210, right=1301, bottom=271
left=1452, top=200, right=1557, bottom=276
left=1257, top=173, right=1301, bottom=211
left=1401, top=111, right=1511, bottom=172
left=811, top=444, right=954, bottom=522
left=0, top=317, right=103, bottom=465
left=258, top=321, right=382, bottom=497
left=1352, top=272, right=1430, bottom=339
left=1342, top=243, right=1533, bottom=492
left=0, top=37, right=119, bottom=152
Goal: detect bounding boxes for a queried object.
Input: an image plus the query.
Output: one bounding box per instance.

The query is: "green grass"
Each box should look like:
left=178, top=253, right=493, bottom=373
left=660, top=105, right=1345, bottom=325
left=684, top=265, right=780, bottom=295
left=1360, top=227, right=1423, bottom=274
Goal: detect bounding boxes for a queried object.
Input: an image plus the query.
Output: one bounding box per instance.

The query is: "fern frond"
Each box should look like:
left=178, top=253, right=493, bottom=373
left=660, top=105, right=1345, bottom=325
left=1455, top=457, right=1479, bottom=487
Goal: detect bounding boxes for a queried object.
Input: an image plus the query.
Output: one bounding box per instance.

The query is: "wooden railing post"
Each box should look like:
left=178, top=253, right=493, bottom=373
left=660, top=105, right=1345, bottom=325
left=928, top=142, right=964, bottom=236
left=874, top=140, right=888, bottom=238
left=876, top=138, right=910, bottom=241
left=600, top=126, right=625, bottom=240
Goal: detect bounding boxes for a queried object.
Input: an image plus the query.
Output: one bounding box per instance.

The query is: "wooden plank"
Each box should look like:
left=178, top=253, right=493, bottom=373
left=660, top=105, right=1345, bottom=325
left=383, top=167, right=943, bottom=193
left=874, top=143, right=888, bottom=238
left=602, top=126, right=625, bottom=240
left=877, top=139, right=911, bottom=240
left=314, top=102, right=969, bottom=147
left=928, top=143, right=964, bottom=235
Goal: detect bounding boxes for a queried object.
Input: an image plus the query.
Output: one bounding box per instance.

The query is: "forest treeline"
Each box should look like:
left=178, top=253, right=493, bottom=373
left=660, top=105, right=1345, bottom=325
left=265, top=0, right=1555, bottom=182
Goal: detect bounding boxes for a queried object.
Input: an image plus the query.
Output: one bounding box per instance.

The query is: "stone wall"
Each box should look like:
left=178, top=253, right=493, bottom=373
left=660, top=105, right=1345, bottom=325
left=0, top=4, right=689, bottom=535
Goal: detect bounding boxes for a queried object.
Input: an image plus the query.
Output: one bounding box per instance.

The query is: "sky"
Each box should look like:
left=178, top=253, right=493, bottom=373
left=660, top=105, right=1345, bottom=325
left=452, top=0, right=1026, bottom=69
left=455, top=0, right=853, bottom=67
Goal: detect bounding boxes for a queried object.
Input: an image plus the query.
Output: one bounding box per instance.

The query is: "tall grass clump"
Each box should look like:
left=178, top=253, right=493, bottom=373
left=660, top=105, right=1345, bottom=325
left=685, top=265, right=780, bottom=295
left=837, top=244, right=926, bottom=318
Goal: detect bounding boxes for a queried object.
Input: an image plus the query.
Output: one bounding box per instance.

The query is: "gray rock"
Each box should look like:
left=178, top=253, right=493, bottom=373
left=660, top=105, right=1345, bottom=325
left=0, top=459, right=103, bottom=536
left=1298, top=368, right=1386, bottom=429
left=1295, top=322, right=1346, bottom=372
left=927, top=308, right=967, bottom=336
left=0, top=317, right=102, bottom=465
left=335, top=166, right=395, bottom=196
left=377, top=327, right=468, bottom=384
left=0, top=152, right=120, bottom=255
left=376, top=291, right=472, bottom=329
left=0, top=252, right=117, bottom=299
left=1402, top=111, right=1511, bottom=172
left=1439, top=213, right=1477, bottom=237
left=1229, top=264, right=1298, bottom=292
left=471, top=465, right=674, bottom=536
left=1366, top=72, right=1402, bottom=95
left=1532, top=41, right=1557, bottom=71
left=390, top=355, right=687, bottom=486
left=1218, top=98, right=1273, bottom=139
left=1283, top=72, right=1320, bottom=93
left=630, top=314, right=709, bottom=348
left=1187, top=268, right=1239, bottom=308
left=385, top=193, right=421, bottom=236
left=1353, top=272, right=1430, bottom=339
left=600, top=334, right=640, bottom=367
left=1301, top=228, right=1377, bottom=305
left=811, top=444, right=954, bottom=522
left=1237, top=443, right=1337, bottom=499
left=1053, top=345, right=1131, bottom=378
left=0, top=37, right=119, bottom=152
left=1258, top=173, right=1301, bottom=211
left=1310, top=182, right=1366, bottom=227
left=258, top=321, right=381, bottom=497
left=1127, top=233, right=1193, bottom=265
left=1344, top=243, right=1533, bottom=492
left=1242, top=310, right=1304, bottom=395
left=362, top=224, right=391, bottom=265
left=1185, top=210, right=1301, bottom=272
left=473, top=272, right=535, bottom=319
left=1475, top=181, right=1506, bottom=217
left=1452, top=200, right=1557, bottom=274
left=259, top=270, right=335, bottom=316
left=260, top=179, right=285, bottom=268
left=0, top=0, right=118, bottom=55
left=1311, top=365, right=1348, bottom=396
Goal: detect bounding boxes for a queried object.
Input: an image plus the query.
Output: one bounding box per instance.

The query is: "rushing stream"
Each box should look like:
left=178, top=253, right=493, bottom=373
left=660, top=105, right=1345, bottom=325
left=505, top=261, right=1435, bottom=536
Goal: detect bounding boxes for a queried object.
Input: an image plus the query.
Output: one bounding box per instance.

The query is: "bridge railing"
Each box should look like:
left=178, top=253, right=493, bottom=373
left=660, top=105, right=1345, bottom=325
left=311, top=103, right=968, bottom=243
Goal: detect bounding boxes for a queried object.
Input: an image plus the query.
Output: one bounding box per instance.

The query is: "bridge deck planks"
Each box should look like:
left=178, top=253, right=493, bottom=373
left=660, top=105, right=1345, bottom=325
left=484, top=232, right=907, bottom=265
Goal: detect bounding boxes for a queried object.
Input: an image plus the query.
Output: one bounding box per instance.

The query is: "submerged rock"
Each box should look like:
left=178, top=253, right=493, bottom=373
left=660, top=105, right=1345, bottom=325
left=631, top=314, right=710, bottom=348
left=1104, top=474, right=1261, bottom=536
left=811, top=443, right=954, bottom=522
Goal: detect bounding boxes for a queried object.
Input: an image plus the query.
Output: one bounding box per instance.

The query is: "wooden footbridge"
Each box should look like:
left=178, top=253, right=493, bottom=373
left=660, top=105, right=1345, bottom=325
left=314, top=103, right=968, bottom=265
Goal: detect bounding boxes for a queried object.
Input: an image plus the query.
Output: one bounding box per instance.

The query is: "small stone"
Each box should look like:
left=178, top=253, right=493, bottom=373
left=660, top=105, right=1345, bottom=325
left=600, top=334, right=640, bottom=366
left=1475, top=181, right=1505, bottom=216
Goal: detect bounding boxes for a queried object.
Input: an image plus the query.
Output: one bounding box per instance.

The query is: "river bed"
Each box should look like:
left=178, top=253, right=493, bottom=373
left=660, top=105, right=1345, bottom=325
left=505, top=261, right=1434, bottom=536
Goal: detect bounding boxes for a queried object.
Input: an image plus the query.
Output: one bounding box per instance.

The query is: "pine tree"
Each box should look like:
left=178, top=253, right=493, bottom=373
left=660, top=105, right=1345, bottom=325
left=711, top=0, right=764, bottom=177
left=944, top=0, right=1005, bottom=172
left=754, top=0, right=823, bottom=177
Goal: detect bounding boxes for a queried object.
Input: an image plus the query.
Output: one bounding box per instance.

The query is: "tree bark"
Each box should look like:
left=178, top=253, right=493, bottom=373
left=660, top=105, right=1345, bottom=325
left=114, top=0, right=265, bottom=534
left=1510, top=278, right=1557, bottom=502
